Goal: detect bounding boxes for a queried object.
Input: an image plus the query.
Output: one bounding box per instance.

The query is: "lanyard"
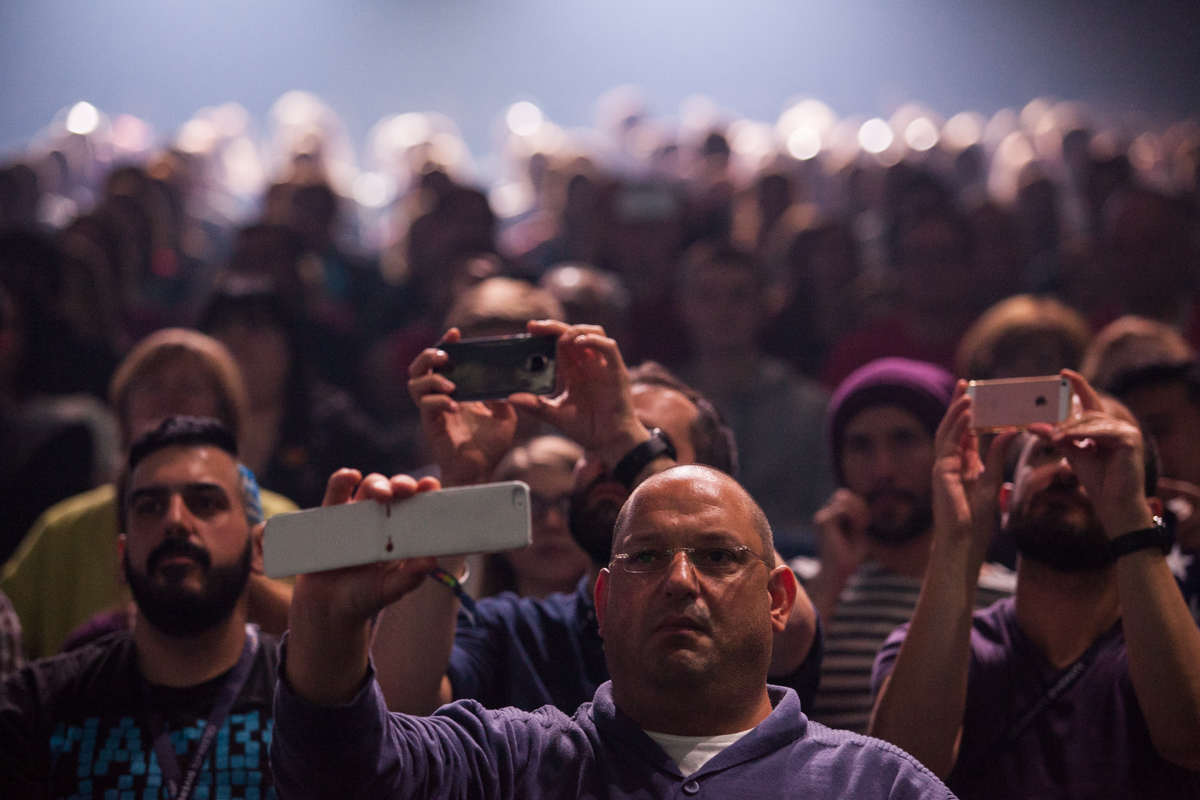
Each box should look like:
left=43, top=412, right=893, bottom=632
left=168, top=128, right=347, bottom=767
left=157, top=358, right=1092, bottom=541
left=145, top=625, right=260, bottom=800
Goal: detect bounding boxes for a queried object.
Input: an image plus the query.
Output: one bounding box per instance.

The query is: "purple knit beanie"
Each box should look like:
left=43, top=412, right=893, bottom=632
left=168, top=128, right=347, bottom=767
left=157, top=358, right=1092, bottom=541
left=826, top=357, right=956, bottom=486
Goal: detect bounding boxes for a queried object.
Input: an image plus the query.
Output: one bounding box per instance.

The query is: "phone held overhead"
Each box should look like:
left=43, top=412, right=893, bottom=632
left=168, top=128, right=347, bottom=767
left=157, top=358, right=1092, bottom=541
left=435, top=334, right=558, bottom=402
left=966, top=375, right=1072, bottom=431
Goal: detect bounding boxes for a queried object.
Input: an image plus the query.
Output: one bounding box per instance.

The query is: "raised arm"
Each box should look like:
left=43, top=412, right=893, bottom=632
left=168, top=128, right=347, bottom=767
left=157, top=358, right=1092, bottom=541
left=1040, top=371, right=1200, bottom=770
left=284, top=470, right=440, bottom=706
left=370, top=333, right=516, bottom=712
left=869, top=384, right=1016, bottom=778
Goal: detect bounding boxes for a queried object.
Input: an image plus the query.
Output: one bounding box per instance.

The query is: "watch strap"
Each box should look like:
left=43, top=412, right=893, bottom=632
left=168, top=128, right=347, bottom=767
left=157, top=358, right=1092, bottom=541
left=613, top=428, right=677, bottom=490
left=1109, top=524, right=1172, bottom=558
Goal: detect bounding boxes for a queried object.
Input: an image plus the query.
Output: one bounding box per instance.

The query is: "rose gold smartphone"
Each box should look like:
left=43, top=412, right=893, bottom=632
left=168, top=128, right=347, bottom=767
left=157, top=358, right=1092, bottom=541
left=966, top=376, right=1071, bottom=431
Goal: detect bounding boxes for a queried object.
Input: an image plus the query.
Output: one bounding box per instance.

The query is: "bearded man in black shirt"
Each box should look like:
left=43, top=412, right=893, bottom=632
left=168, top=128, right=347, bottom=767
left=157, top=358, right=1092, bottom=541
left=0, top=416, right=280, bottom=800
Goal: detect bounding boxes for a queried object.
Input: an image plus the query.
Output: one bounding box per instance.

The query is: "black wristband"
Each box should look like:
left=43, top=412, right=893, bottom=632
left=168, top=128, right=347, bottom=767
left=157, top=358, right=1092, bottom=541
left=1109, top=523, right=1172, bottom=558
left=613, top=429, right=677, bottom=490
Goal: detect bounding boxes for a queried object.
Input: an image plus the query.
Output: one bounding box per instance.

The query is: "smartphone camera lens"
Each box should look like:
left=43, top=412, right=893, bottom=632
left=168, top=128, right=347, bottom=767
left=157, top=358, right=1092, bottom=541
left=527, top=355, right=547, bottom=373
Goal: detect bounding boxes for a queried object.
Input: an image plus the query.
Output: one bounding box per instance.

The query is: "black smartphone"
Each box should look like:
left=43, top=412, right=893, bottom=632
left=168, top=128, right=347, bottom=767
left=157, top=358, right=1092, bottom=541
left=436, top=334, right=558, bottom=402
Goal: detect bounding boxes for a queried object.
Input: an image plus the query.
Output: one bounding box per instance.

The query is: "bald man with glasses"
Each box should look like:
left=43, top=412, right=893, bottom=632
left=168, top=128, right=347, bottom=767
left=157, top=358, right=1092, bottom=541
left=270, top=465, right=951, bottom=800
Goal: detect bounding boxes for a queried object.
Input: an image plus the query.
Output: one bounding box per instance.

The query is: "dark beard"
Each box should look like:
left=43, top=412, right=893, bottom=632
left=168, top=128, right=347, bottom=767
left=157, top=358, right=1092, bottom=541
left=864, top=488, right=934, bottom=545
left=568, top=475, right=627, bottom=567
left=124, top=536, right=253, bottom=638
left=1007, top=485, right=1115, bottom=573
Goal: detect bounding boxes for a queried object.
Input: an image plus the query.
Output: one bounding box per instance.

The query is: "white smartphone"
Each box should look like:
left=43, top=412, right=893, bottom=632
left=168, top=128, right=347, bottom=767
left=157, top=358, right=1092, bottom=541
left=262, top=481, right=532, bottom=578
left=966, top=376, right=1072, bottom=432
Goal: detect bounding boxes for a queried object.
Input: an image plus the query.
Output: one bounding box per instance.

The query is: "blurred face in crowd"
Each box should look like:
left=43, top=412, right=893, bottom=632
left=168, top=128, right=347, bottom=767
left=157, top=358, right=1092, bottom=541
left=596, top=468, right=784, bottom=708
left=900, top=217, right=972, bottom=316
left=679, top=261, right=763, bottom=357
left=569, top=385, right=699, bottom=566
left=502, top=457, right=593, bottom=597
left=124, top=355, right=222, bottom=443
left=1004, top=435, right=1114, bottom=572
left=840, top=405, right=936, bottom=545
left=209, top=319, right=291, bottom=411
left=121, top=444, right=255, bottom=637
left=1121, top=381, right=1200, bottom=487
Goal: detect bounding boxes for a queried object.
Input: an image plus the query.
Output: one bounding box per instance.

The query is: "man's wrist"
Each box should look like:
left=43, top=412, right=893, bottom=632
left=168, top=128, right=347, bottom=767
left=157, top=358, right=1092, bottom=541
left=593, top=422, right=653, bottom=475
left=1104, top=502, right=1158, bottom=541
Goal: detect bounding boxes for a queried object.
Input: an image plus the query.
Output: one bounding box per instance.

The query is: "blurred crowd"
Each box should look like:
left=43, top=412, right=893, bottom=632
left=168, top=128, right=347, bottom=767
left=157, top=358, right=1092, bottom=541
left=1, top=85, right=1198, bottom=606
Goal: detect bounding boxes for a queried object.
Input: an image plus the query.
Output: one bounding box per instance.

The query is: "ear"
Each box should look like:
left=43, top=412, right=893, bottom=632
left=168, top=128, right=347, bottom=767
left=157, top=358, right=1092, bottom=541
left=250, top=521, right=266, bottom=575
left=594, top=567, right=611, bottom=636
left=998, top=482, right=1014, bottom=527
left=767, top=565, right=798, bottom=634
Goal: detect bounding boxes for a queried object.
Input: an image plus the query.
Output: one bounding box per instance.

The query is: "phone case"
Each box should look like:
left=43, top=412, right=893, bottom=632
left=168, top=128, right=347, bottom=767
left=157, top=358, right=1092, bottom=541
left=262, top=481, right=532, bottom=578
left=437, top=334, right=558, bottom=401
left=966, top=376, right=1071, bottom=431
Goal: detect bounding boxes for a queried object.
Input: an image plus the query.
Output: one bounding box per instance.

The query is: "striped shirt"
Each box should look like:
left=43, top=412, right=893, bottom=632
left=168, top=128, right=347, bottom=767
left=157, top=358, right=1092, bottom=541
left=801, top=560, right=1013, bottom=734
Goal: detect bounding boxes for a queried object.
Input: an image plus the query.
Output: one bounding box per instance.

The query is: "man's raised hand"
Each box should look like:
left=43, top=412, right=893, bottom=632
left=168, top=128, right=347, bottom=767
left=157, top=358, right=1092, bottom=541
left=408, top=328, right=518, bottom=486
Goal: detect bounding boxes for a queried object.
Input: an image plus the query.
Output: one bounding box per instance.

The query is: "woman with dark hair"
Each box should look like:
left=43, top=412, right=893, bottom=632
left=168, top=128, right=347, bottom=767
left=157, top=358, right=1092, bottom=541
left=198, top=282, right=394, bottom=508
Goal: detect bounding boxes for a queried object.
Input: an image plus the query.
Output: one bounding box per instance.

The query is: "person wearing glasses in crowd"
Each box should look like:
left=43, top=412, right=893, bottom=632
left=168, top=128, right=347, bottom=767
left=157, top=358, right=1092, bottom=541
left=271, top=463, right=952, bottom=799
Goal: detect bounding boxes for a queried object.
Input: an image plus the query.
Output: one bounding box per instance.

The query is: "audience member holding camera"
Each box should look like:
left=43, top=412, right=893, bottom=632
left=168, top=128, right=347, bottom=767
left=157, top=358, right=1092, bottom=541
left=371, top=319, right=822, bottom=717
left=272, top=464, right=951, bottom=799
left=869, top=371, right=1200, bottom=798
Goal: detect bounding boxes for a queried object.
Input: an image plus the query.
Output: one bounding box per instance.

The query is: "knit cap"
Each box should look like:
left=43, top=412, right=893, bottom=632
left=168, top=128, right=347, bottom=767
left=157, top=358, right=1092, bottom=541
left=826, top=357, right=956, bottom=485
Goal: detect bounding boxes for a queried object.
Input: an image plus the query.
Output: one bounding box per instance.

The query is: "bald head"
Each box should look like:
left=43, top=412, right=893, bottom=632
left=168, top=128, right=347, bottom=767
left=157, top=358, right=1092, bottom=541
left=613, top=465, right=774, bottom=566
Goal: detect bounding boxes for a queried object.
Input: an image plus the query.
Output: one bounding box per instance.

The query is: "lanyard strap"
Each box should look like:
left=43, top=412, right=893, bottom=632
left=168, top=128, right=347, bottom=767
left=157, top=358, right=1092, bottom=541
left=146, top=625, right=260, bottom=800
left=960, top=636, right=1102, bottom=778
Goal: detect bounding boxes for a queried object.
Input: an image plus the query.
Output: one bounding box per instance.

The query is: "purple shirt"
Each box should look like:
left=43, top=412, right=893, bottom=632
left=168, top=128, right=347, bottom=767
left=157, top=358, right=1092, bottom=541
left=272, top=650, right=951, bottom=800
left=872, top=597, right=1200, bottom=799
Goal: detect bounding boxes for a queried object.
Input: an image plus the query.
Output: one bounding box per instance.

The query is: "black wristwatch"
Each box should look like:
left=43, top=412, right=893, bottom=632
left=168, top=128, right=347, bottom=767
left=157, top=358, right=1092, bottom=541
left=1109, top=521, right=1172, bottom=558
left=613, top=428, right=677, bottom=490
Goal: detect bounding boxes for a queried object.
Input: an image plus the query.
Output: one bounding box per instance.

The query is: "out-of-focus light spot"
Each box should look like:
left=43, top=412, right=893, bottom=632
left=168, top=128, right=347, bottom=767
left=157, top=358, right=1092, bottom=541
left=177, top=119, right=218, bottom=154
left=429, top=132, right=467, bottom=169
left=212, top=103, right=249, bottom=138
left=379, top=112, right=433, bottom=153
left=680, top=95, right=718, bottom=132
left=1020, top=98, right=1053, bottom=134
left=353, top=172, right=391, bottom=208
left=553, top=265, right=583, bottom=289
left=730, top=120, right=773, bottom=157
left=112, top=114, right=151, bottom=151
left=66, top=102, right=100, bottom=135
left=777, top=99, right=837, bottom=140
left=489, top=182, right=531, bottom=218
left=985, top=109, right=1019, bottom=150
left=787, top=127, right=821, bottom=160
left=858, top=118, right=893, bottom=154
left=942, top=112, right=985, bottom=150
left=222, top=137, right=265, bottom=196
left=506, top=102, right=544, bottom=137
left=997, top=131, right=1035, bottom=170
left=905, top=117, right=939, bottom=151
left=274, top=91, right=323, bottom=127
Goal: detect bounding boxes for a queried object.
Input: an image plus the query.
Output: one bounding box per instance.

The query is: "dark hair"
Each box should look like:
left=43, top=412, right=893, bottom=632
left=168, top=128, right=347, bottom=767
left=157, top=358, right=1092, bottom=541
left=128, top=416, right=238, bottom=474
left=119, top=416, right=240, bottom=533
left=1107, top=360, right=1200, bottom=410
left=628, top=361, right=739, bottom=478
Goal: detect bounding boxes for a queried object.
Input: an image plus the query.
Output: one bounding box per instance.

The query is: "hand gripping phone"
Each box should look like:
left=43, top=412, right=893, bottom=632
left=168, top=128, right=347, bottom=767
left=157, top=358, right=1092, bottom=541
left=435, top=334, right=558, bottom=402
left=262, top=481, right=532, bottom=578
left=966, top=376, right=1072, bottom=432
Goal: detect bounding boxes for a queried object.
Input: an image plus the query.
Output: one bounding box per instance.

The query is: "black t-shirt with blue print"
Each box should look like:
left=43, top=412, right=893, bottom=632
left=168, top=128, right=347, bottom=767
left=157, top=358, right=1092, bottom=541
left=0, top=628, right=277, bottom=799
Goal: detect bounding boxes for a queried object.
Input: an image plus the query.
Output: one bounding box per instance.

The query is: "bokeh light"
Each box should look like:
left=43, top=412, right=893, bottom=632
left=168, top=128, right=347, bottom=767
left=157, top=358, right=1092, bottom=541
left=858, top=118, right=893, bottom=154
left=65, top=101, right=100, bottom=135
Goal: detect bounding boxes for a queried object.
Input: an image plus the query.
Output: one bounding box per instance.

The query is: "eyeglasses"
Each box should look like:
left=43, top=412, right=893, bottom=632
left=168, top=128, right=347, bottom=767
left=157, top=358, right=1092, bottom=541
left=610, top=546, right=764, bottom=577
